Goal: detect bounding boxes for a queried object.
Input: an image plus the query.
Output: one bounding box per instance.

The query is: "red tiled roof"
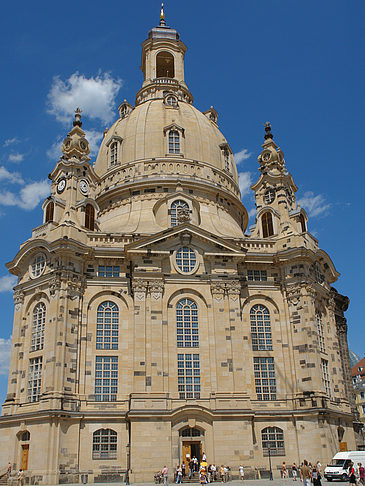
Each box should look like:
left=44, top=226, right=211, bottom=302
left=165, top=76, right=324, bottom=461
left=351, top=357, right=365, bottom=378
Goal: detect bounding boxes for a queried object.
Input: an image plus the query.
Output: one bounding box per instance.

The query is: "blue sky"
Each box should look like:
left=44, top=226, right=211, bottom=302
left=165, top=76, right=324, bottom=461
left=0, top=0, right=364, bottom=405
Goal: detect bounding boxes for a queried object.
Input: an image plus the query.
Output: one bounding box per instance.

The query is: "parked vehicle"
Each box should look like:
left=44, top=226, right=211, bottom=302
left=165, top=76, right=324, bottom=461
left=325, top=452, right=365, bottom=481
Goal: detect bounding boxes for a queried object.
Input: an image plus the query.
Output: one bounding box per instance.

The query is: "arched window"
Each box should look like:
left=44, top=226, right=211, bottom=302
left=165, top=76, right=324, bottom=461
left=299, top=214, right=306, bottom=233
left=110, top=142, right=118, bottom=166
left=20, top=431, right=30, bottom=442
left=85, top=204, right=95, bottom=231
left=170, top=200, right=189, bottom=226
left=261, top=427, right=285, bottom=456
left=262, top=212, right=274, bottom=238
left=169, top=130, right=180, bottom=154
left=156, top=51, right=175, bottom=78
left=45, top=201, right=54, bottom=222
left=250, top=304, right=272, bottom=351
left=176, top=298, right=198, bottom=348
left=166, top=95, right=178, bottom=107
left=31, top=302, right=46, bottom=351
left=180, top=427, right=203, bottom=437
left=96, top=301, right=119, bottom=350
left=92, top=429, right=117, bottom=459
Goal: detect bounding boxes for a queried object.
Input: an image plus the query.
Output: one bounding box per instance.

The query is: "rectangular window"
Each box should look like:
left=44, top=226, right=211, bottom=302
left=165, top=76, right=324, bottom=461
left=98, top=266, right=120, bottom=278
left=177, top=353, right=200, bottom=399
left=95, top=356, right=118, bottom=401
left=247, top=270, right=267, bottom=281
left=317, top=315, right=326, bottom=353
left=28, top=357, right=42, bottom=402
left=362, top=405, right=365, bottom=414
left=360, top=391, right=365, bottom=399
left=254, top=357, right=276, bottom=401
left=321, top=359, right=331, bottom=397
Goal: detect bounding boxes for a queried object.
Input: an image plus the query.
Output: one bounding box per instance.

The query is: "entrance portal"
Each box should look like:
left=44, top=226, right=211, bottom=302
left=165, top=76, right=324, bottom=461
left=182, top=441, right=202, bottom=468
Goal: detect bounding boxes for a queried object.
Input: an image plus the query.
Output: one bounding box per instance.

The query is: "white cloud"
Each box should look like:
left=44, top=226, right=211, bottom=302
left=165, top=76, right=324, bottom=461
left=0, top=275, right=17, bottom=292
left=238, top=171, right=253, bottom=198
left=0, top=166, right=24, bottom=184
left=0, top=337, right=12, bottom=375
left=3, top=137, right=19, bottom=147
left=47, top=72, right=122, bottom=124
left=8, top=153, right=24, bottom=163
left=234, top=148, right=251, bottom=165
left=85, top=129, right=103, bottom=157
left=0, top=180, right=50, bottom=210
left=46, top=136, right=63, bottom=161
left=248, top=207, right=256, bottom=218
left=297, top=191, right=331, bottom=218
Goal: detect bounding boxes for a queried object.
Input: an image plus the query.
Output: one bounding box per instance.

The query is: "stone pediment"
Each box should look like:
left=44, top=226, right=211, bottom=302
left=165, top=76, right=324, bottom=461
left=124, top=222, right=246, bottom=257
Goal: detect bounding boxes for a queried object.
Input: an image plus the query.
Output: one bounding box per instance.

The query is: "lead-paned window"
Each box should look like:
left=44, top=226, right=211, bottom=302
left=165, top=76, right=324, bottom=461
left=28, top=357, right=42, bottom=402
left=92, top=429, right=117, bottom=459
left=31, top=302, right=46, bottom=351
left=250, top=304, right=272, bottom=351
left=254, top=357, right=276, bottom=400
left=98, top=266, right=120, bottom=278
left=177, top=353, right=200, bottom=399
left=316, top=313, right=326, bottom=353
left=169, top=130, right=180, bottom=153
left=30, top=253, right=46, bottom=278
left=262, top=427, right=285, bottom=456
left=176, top=298, right=199, bottom=348
left=321, top=358, right=331, bottom=397
left=96, top=301, right=119, bottom=350
left=170, top=200, right=189, bottom=227
left=176, top=247, right=197, bottom=273
left=95, top=356, right=118, bottom=401
left=247, top=270, right=267, bottom=281
left=110, top=142, right=118, bottom=166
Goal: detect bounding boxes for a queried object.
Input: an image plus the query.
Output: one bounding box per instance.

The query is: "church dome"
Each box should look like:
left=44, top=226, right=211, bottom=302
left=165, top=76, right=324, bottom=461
left=94, top=98, right=239, bottom=187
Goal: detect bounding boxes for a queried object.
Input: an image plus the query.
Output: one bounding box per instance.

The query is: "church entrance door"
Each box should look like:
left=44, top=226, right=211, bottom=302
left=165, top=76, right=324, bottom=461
left=182, top=441, right=202, bottom=468
left=21, top=444, right=29, bottom=470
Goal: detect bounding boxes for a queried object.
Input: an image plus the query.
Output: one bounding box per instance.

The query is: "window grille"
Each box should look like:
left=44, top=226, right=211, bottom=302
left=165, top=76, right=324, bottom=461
left=254, top=357, right=276, bottom=400
left=177, top=353, right=200, bottom=399
left=110, top=142, right=118, bottom=165
left=170, top=200, right=189, bottom=226
left=181, top=428, right=202, bottom=437
left=247, top=270, right=267, bottom=281
left=31, top=302, right=46, bottom=351
left=321, top=359, right=331, bottom=397
left=95, top=356, right=118, bottom=401
left=176, top=298, right=199, bottom=348
left=261, top=427, right=285, bottom=456
left=92, top=429, right=117, bottom=459
left=85, top=204, right=95, bottom=231
left=250, top=304, right=272, bottom=351
left=316, top=313, right=326, bottom=353
left=96, top=301, right=119, bottom=350
left=31, top=254, right=46, bottom=278
left=98, top=266, right=120, bottom=278
left=176, top=247, right=197, bottom=273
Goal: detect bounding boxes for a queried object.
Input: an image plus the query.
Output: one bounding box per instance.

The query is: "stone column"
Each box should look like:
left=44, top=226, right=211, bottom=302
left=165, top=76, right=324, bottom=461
left=132, top=279, right=148, bottom=392
left=148, top=280, right=164, bottom=392
left=226, top=280, right=244, bottom=393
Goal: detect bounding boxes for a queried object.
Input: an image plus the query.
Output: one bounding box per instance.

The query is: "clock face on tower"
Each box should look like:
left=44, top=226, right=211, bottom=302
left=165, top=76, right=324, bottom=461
left=57, top=177, right=66, bottom=194
left=79, top=179, right=89, bottom=195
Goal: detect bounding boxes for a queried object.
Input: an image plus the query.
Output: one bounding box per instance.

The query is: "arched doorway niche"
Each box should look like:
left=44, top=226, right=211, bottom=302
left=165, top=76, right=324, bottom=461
left=16, top=430, right=31, bottom=471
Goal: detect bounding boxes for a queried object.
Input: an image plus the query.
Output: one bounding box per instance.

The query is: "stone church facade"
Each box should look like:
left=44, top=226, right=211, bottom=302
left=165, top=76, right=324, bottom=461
left=0, top=10, right=357, bottom=485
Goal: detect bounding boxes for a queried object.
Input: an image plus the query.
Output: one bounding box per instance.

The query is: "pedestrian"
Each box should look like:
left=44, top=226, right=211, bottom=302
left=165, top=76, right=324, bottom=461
left=200, top=467, right=207, bottom=486
left=358, top=463, right=365, bottom=486
left=207, top=465, right=212, bottom=483
left=291, top=463, right=298, bottom=481
left=300, top=460, right=311, bottom=486
left=316, top=461, right=322, bottom=474
left=349, top=463, right=357, bottom=486
left=282, top=462, right=288, bottom=479
left=239, top=465, right=244, bottom=482
left=312, top=466, right=321, bottom=486
left=211, top=464, right=217, bottom=481
left=182, top=463, right=186, bottom=478
left=17, top=469, right=25, bottom=486
left=220, top=465, right=225, bottom=482
left=189, top=460, right=194, bottom=479
left=7, top=463, right=12, bottom=479
left=203, top=452, right=207, bottom=462
left=224, top=466, right=229, bottom=483
left=162, top=465, right=169, bottom=486
left=176, top=465, right=182, bottom=484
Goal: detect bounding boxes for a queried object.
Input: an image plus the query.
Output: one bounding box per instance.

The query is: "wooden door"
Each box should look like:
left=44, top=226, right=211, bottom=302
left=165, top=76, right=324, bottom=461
left=182, top=442, right=191, bottom=467
left=21, top=444, right=29, bottom=470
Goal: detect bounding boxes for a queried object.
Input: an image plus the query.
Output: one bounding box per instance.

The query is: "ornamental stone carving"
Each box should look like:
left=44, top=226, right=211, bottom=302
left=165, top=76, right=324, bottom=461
left=132, top=280, right=148, bottom=301
left=13, top=290, right=24, bottom=312
left=226, top=280, right=241, bottom=301
left=210, top=282, right=225, bottom=301
left=149, top=280, right=164, bottom=300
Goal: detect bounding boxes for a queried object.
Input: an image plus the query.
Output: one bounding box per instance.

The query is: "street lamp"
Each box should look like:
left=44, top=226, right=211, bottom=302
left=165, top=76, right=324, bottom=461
left=125, top=443, right=130, bottom=485
left=267, top=444, right=273, bottom=481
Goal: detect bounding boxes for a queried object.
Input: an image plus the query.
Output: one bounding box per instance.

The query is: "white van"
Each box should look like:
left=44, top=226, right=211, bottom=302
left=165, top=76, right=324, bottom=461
left=324, top=451, right=365, bottom=481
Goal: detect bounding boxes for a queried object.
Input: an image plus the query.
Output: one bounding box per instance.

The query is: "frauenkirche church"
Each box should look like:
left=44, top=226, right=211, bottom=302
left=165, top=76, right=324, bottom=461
left=0, top=7, right=358, bottom=484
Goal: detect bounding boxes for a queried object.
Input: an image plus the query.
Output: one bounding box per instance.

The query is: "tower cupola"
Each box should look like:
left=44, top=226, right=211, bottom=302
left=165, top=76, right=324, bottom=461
left=136, top=6, right=192, bottom=105
left=61, top=108, right=91, bottom=162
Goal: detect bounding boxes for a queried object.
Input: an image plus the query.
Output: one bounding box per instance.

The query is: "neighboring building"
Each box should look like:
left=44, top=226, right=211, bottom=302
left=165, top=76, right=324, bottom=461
left=352, top=359, right=365, bottom=423
left=0, top=9, right=357, bottom=485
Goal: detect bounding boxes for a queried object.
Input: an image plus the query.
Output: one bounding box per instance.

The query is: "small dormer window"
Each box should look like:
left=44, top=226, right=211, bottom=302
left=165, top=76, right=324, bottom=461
left=120, top=105, right=127, bottom=118
left=299, top=214, right=306, bottom=233
left=45, top=201, right=54, bottom=223
left=118, top=101, right=134, bottom=119
left=220, top=143, right=232, bottom=173
left=169, top=130, right=180, bottom=154
left=262, top=212, right=274, bottom=238
left=110, top=142, right=118, bottom=166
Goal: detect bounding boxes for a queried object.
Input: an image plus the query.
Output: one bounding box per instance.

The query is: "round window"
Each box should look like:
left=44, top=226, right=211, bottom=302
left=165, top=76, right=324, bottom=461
left=175, top=247, right=197, bottom=273
left=30, top=253, right=46, bottom=279
left=166, top=95, right=178, bottom=107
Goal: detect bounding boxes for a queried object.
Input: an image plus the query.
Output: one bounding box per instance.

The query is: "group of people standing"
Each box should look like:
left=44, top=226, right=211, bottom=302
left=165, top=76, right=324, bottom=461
left=348, top=462, right=365, bottom=485
left=281, top=460, right=322, bottom=485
